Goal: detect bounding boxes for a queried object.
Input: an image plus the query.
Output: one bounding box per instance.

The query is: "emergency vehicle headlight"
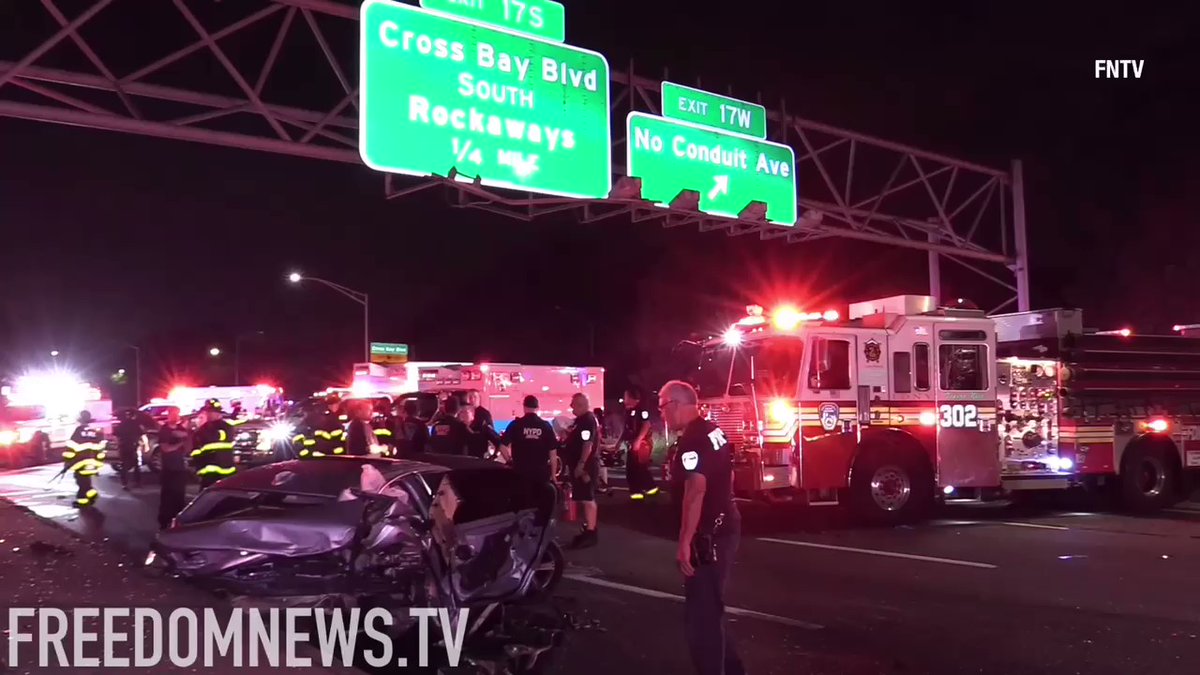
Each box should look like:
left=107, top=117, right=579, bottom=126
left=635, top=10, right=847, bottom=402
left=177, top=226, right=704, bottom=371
left=723, top=327, right=743, bottom=347
left=0, top=430, right=16, bottom=446
left=264, top=422, right=295, bottom=443
left=767, top=399, right=792, bottom=423
left=1057, top=457, right=1074, bottom=471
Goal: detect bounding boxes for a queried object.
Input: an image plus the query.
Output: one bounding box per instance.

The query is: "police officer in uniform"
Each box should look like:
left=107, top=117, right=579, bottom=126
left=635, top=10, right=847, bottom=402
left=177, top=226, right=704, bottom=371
left=65, top=410, right=106, bottom=508
left=191, top=399, right=236, bottom=490
left=394, top=399, right=430, bottom=457
left=112, top=408, right=144, bottom=489
left=621, top=386, right=660, bottom=500
left=466, top=391, right=501, bottom=459
left=500, top=395, right=558, bottom=483
left=157, top=406, right=192, bottom=528
left=660, top=380, right=743, bottom=675
left=561, top=393, right=600, bottom=549
left=427, top=395, right=471, bottom=455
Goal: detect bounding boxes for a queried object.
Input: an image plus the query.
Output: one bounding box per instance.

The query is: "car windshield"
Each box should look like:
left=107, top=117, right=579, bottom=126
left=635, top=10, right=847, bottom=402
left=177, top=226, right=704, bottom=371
left=694, top=338, right=804, bottom=398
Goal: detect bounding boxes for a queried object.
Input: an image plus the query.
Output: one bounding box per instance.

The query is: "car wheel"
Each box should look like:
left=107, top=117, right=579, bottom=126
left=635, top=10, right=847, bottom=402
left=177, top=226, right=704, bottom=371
left=525, top=541, right=564, bottom=600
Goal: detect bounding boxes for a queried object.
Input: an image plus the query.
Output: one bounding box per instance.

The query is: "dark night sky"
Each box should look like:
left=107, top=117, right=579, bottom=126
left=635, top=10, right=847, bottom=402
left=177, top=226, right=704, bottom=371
left=2, top=1, right=1198, bottom=403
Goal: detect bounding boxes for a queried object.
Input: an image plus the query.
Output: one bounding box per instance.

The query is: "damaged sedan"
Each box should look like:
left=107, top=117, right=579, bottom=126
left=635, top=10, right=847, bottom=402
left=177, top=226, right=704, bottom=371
left=150, top=456, right=565, bottom=629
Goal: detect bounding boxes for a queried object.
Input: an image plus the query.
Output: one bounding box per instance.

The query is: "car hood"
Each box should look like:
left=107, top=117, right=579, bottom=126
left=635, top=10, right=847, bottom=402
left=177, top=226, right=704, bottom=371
left=156, top=498, right=366, bottom=558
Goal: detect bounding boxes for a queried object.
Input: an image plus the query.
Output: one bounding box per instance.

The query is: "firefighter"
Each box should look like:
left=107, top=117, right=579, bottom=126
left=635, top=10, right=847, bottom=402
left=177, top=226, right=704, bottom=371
left=157, top=406, right=192, bottom=529
left=112, top=408, right=144, bottom=489
left=190, top=399, right=236, bottom=489
left=64, top=410, right=106, bottom=508
left=660, top=380, right=743, bottom=675
left=292, top=406, right=324, bottom=459
left=621, top=386, right=660, bottom=500
left=427, top=395, right=471, bottom=455
left=394, top=399, right=429, bottom=457
left=372, top=399, right=396, bottom=455
left=499, top=395, right=558, bottom=483
left=313, top=397, right=348, bottom=456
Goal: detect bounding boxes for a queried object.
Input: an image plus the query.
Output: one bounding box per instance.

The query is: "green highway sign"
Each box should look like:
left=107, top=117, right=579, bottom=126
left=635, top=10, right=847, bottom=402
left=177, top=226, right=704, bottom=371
left=420, top=0, right=566, bottom=43
left=626, top=112, right=797, bottom=225
left=662, top=82, right=767, bottom=139
left=360, top=0, right=611, bottom=199
left=370, top=342, right=409, bottom=365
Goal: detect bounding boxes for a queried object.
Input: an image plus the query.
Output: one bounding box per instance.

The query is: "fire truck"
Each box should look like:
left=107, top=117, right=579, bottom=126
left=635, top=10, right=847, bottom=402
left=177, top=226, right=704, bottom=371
left=414, top=363, right=604, bottom=433
left=689, top=296, right=1200, bottom=523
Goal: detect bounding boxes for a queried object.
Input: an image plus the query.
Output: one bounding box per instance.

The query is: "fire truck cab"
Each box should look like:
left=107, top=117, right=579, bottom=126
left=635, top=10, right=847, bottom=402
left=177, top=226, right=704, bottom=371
left=695, top=296, right=1001, bottom=523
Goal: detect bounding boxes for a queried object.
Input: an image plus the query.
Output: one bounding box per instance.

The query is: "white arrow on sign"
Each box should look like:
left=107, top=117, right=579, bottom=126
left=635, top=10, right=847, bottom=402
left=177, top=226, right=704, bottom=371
left=708, top=175, right=729, bottom=200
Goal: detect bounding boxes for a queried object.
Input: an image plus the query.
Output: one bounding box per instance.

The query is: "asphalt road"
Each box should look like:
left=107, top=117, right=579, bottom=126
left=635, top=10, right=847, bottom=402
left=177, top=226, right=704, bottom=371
left=3, top=463, right=1200, bottom=674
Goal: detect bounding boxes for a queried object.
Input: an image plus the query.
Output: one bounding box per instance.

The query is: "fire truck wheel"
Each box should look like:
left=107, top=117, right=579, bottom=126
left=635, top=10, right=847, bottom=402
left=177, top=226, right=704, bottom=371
left=1119, top=442, right=1179, bottom=512
left=849, top=449, right=933, bottom=525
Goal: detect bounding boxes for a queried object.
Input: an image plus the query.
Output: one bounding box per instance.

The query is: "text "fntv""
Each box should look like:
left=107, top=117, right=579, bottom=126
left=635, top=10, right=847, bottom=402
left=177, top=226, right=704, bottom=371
left=1094, top=60, right=1144, bottom=79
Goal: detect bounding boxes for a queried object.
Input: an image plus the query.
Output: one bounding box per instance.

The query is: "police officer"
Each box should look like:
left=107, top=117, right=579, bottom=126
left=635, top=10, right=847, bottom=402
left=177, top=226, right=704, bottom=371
left=112, top=408, right=144, bottom=489
left=191, top=399, right=236, bottom=490
left=500, top=396, right=558, bottom=483
left=660, top=380, right=743, bottom=675
left=562, top=393, right=601, bottom=549
left=65, top=410, right=106, bottom=508
left=394, top=399, right=429, bottom=457
left=466, top=391, right=501, bottom=459
left=427, top=395, right=471, bottom=455
left=157, top=406, right=192, bottom=528
left=621, top=386, right=660, bottom=500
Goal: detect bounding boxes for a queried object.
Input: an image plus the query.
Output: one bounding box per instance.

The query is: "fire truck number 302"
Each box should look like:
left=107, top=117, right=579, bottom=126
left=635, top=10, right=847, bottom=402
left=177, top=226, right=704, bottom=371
left=939, top=404, right=978, bottom=429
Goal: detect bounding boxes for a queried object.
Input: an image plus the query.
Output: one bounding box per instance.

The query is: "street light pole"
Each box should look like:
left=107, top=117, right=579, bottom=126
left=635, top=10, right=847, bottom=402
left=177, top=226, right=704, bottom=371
left=288, top=274, right=370, bottom=363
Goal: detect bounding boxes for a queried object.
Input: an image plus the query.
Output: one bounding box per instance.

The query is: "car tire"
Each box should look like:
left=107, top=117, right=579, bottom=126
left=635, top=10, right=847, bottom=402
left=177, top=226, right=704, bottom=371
left=849, top=446, right=933, bottom=525
left=1120, top=441, right=1178, bottom=513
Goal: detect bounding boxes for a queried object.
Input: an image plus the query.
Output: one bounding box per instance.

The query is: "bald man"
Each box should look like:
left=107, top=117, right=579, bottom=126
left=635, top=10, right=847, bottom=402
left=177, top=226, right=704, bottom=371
left=561, top=392, right=601, bottom=549
left=659, top=380, right=743, bottom=675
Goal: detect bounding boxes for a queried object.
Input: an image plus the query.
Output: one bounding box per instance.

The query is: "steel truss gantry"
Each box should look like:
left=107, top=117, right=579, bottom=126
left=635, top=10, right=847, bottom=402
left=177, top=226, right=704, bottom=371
left=0, top=0, right=1030, bottom=312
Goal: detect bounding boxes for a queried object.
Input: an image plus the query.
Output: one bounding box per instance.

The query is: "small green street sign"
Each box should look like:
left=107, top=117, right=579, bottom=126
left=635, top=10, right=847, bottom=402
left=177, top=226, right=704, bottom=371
left=370, top=342, right=409, bottom=364
left=661, top=82, right=767, bottom=139
left=420, top=0, right=566, bottom=43
left=626, top=112, right=797, bottom=226
left=360, top=0, right=611, bottom=199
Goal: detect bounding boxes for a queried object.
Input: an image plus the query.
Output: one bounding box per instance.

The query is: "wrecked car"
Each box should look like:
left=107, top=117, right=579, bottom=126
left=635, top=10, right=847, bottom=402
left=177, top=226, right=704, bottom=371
left=149, top=456, right=564, bottom=619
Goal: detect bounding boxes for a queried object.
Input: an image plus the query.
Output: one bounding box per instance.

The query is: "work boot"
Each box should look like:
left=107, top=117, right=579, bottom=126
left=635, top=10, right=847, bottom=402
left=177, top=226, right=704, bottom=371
left=568, top=528, right=598, bottom=550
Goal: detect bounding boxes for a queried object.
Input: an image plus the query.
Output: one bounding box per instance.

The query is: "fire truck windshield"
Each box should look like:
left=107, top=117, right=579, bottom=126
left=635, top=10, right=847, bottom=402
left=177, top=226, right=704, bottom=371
left=694, top=338, right=804, bottom=399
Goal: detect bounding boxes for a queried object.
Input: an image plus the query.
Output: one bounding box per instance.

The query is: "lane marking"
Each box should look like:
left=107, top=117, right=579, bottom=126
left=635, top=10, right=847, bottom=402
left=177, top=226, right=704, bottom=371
left=997, top=521, right=1069, bottom=531
left=758, top=538, right=997, bottom=569
left=1163, top=508, right=1200, bottom=516
left=564, top=574, right=823, bottom=630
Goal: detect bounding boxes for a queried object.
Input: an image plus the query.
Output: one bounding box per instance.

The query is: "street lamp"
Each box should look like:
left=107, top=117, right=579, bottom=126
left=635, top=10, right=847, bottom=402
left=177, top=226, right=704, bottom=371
left=50, top=350, right=59, bottom=358
left=287, top=272, right=370, bottom=363
left=209, top=347, right=222, bottom=357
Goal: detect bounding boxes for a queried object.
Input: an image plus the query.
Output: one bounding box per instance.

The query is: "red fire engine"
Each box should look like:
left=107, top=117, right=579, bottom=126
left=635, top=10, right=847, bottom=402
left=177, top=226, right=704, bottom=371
left=688, top=296, right=1199, bottom=523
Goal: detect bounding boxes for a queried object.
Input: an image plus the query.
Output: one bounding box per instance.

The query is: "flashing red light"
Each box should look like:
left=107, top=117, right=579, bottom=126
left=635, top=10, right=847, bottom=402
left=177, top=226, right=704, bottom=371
left=772, top=305, right=803, bottom=331
left=918, top=410, right=938, bottom=427
left=823, top=309, right=840, bottom=322
left=1146, top=418, right=1169, bottom=433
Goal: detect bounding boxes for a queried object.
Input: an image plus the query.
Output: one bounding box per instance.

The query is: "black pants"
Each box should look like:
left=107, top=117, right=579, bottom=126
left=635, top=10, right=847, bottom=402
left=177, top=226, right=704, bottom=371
left=158, top=470, right=189, bottom=529
left=626, top=442, right=658, bottom=494
left=118, top=448, right=141, bottom=487
left=73, top=472, right=96, bottom=507
left=684, top=525, right=744, bottom=675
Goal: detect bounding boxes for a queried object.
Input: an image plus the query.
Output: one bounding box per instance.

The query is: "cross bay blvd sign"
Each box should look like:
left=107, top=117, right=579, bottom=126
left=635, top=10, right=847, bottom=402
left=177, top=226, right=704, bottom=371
left=359, top=0, right=611, bottom=199
left=626, top=112, right=798, bottom=226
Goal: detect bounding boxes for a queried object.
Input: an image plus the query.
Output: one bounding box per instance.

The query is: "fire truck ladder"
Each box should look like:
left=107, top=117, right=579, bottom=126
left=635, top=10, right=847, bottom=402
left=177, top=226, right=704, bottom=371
left=0, top=0, right=1030, bottom=313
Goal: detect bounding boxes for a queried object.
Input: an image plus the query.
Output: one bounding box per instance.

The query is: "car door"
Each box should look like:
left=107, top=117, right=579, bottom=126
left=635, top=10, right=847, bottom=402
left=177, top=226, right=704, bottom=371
left=425, top=467, right=554, bottom=605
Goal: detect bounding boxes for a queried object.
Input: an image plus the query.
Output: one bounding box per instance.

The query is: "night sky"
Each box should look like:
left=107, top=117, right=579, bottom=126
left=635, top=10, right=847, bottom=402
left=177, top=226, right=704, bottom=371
left=1, top=0, right=1197, bottom=404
